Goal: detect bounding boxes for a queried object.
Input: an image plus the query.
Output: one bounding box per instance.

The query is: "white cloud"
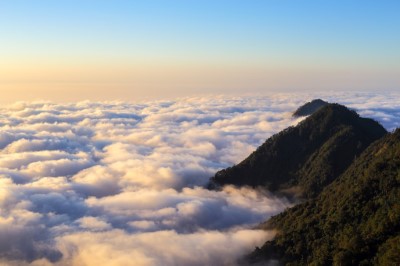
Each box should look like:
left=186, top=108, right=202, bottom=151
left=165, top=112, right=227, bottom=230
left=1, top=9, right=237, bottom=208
left=54, top=229, right=274, bottom=266
left=77, top=216, right=112, bottom=231
left=0, top=92, right=398, bottom=265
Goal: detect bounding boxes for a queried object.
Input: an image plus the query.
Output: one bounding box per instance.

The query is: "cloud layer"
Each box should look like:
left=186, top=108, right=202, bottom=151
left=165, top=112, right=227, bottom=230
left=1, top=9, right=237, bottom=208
left=0, top=92, right=399, bottom=265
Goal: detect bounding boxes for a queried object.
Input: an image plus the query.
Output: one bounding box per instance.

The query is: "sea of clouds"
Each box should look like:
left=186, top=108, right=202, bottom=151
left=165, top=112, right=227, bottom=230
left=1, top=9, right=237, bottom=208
left=0, top=92, right=399, bottom=266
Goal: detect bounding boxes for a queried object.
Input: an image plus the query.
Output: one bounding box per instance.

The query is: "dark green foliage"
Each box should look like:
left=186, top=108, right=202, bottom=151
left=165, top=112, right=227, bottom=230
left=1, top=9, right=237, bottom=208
left=376, top=236, right=400, bottom=265
left=293, top=99, right=329, bottom=117
left=248, top=129, right=400, bottom=265
left=209, top=104, right=387, bottom=199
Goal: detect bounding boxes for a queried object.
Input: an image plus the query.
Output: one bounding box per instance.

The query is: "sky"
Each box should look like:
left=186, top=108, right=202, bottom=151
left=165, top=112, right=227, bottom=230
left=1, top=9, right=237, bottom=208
left=0, top=0, right=399, bottom=102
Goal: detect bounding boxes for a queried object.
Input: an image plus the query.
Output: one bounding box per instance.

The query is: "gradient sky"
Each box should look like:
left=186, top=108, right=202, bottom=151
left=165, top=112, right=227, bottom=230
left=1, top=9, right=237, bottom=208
left=0, top=0, right=399, bottom=102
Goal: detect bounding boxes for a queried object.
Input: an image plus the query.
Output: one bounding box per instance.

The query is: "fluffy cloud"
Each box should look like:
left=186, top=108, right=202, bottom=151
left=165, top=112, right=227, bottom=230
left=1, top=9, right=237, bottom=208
left=0, top=92, right=399, bottom=265
left=55, top=229, right=274, bottom=266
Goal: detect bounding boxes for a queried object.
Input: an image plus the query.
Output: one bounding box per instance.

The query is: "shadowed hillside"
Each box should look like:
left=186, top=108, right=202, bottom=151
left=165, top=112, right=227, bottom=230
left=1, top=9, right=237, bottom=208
left=248, top=129, right=400, bottom=265
left=209, top=104, right=387, bottom=198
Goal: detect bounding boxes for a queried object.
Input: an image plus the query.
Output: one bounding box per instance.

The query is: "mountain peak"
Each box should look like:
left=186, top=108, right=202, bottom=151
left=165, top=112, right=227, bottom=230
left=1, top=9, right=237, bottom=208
left=293, top=98, right=329, bottom=117
left=209, top=103, right=387, bottom=198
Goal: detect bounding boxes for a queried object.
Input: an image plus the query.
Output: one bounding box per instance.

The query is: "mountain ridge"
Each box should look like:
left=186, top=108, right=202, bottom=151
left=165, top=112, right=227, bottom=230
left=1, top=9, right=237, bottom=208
left=248, top=128, right=400, bottom=265
left=209, top=103, right=387, bottom=199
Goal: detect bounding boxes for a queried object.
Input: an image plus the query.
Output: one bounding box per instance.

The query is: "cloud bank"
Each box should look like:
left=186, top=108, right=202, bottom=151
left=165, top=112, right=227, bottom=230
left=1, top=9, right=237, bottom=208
left=0, top=92, right=399, bottom=265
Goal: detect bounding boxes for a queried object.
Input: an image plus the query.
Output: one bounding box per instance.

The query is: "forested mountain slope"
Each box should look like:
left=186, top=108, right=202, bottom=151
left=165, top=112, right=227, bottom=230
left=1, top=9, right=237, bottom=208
left=209, top=104, right=387, bottom=198
left=248, top=129, right=400, bottom=265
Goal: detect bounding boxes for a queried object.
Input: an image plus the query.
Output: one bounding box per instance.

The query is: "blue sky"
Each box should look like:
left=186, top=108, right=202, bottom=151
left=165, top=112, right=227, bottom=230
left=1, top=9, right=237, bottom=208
left=0, top=1, right=399, bottom=101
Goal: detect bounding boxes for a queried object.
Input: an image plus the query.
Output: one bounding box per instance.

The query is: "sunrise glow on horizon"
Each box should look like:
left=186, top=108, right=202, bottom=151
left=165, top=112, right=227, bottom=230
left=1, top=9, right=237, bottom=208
left=0, top=0, right=399, bottom=102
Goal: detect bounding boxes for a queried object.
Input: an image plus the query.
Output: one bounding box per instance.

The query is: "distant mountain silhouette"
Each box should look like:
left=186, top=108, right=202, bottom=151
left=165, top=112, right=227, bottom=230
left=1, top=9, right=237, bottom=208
left=293, top=99, right=329, bottom=117
left=209, top=103, right=387, bottom=199
left=248, top=129, right=400, bottom=265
